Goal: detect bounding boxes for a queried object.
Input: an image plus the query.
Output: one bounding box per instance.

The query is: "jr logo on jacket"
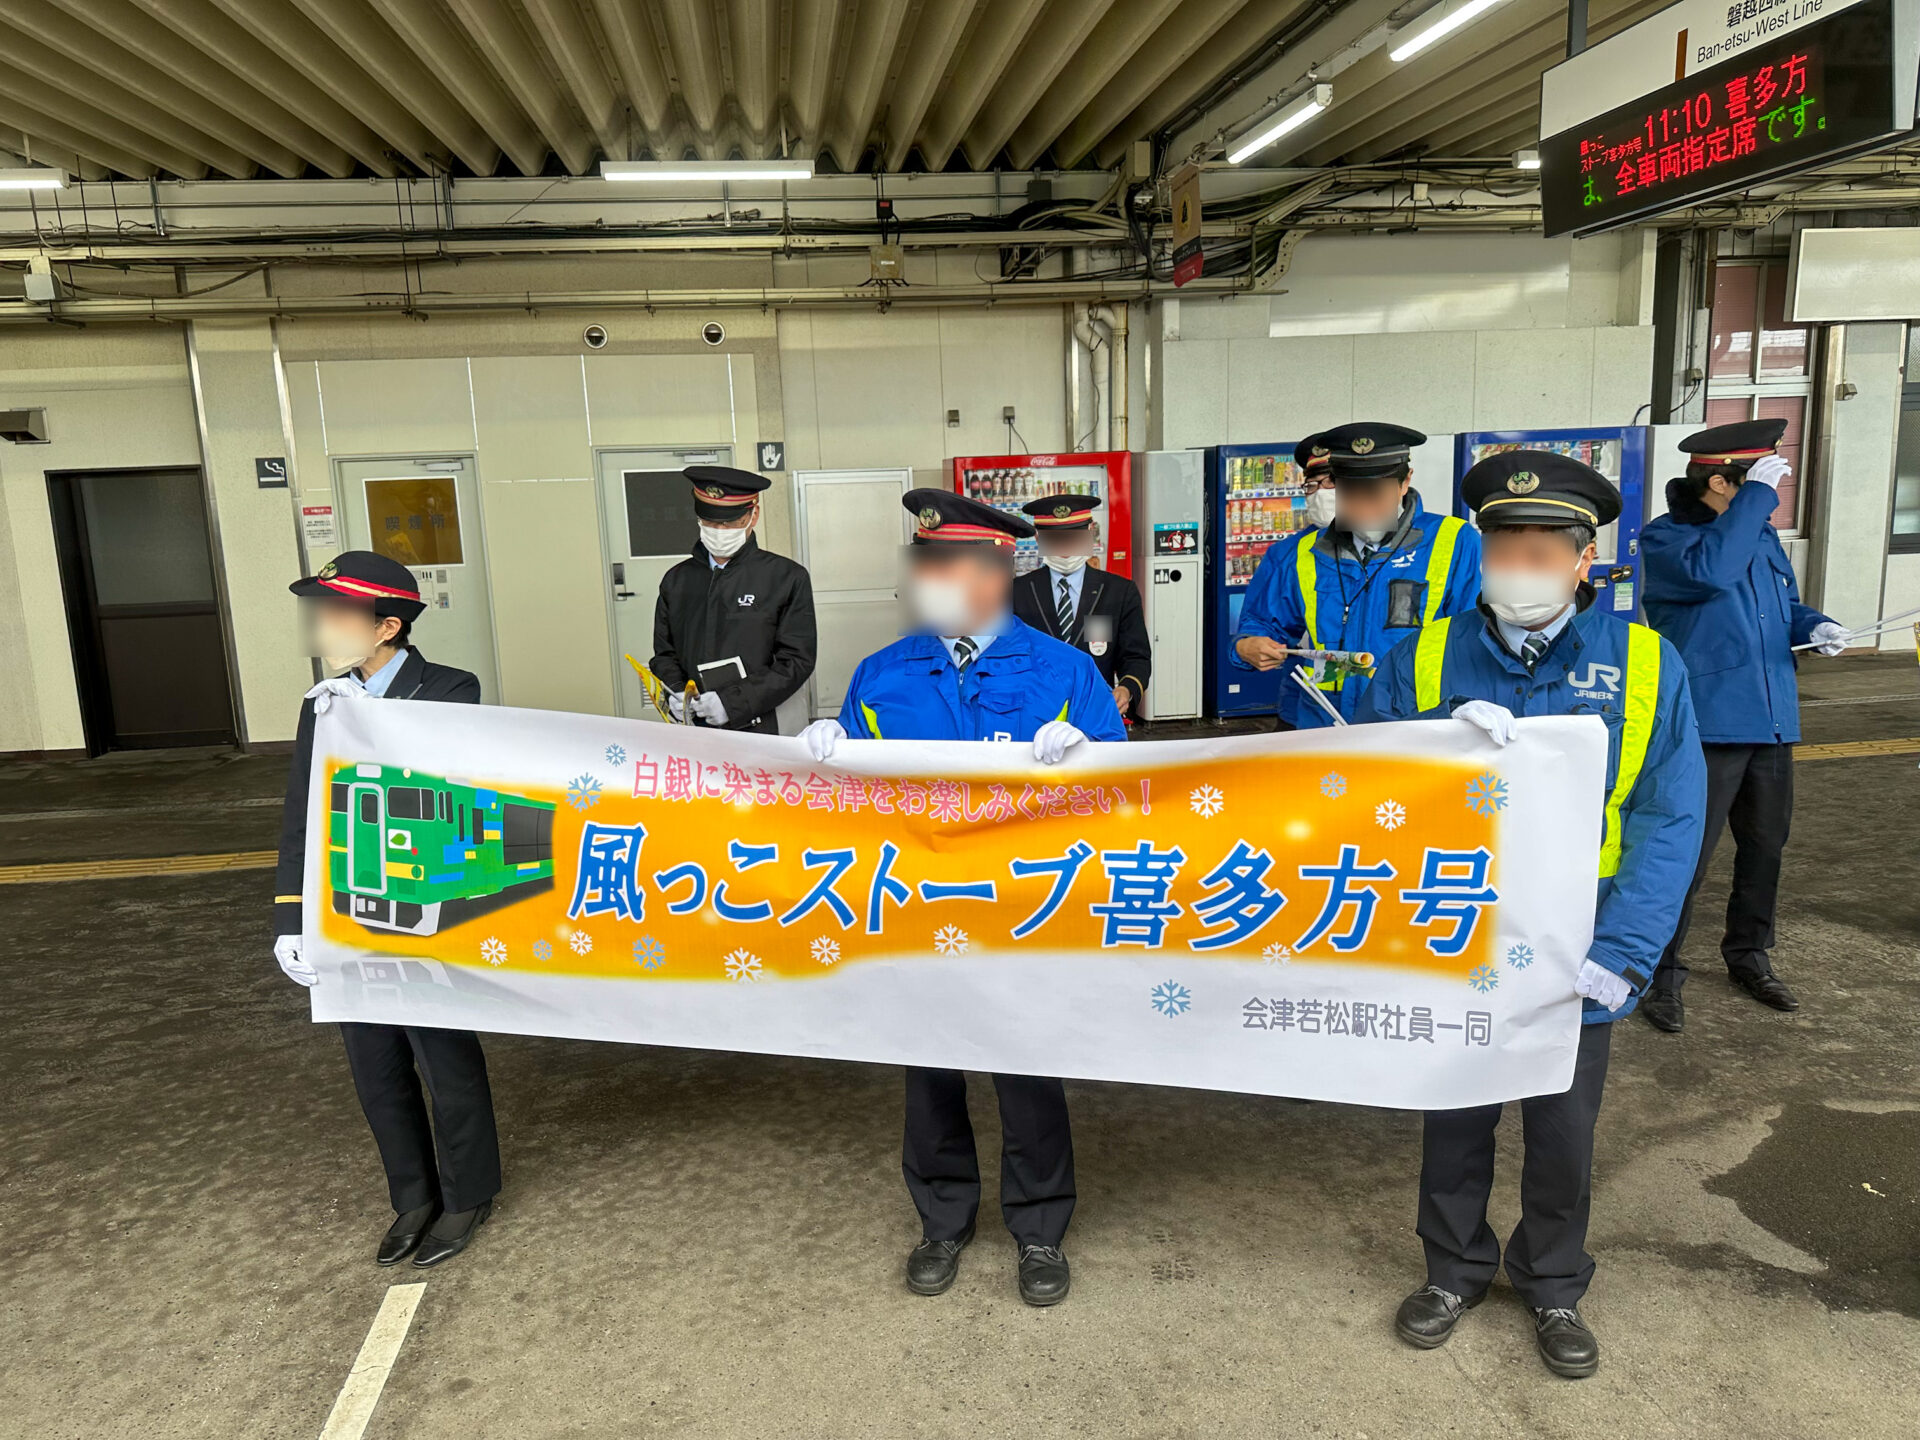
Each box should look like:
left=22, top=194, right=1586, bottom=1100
left=1568, top=662, right=1622, bottom=700
left=737, top=594, right=756, bottom=607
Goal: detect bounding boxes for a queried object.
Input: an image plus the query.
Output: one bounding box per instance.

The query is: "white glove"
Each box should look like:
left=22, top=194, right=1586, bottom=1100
left=1453, top=699, right=1517, bottom=746
left=1574, top=959, right=1632, bottom=1012
left=304, top=676, right=365, bottom=715
left=1809, top=621, right=1848, bottom=657
left=692, top=691, right=729, bottom=726
left=274, top=934, right=318, bottom=988
left=1033, top=719, right=1086, bottom=765
left=666, top=691, right=687, bottom=722
left=1744, top=454, right=1791, bottom=492
left=800, top=718, right=846, bottom=763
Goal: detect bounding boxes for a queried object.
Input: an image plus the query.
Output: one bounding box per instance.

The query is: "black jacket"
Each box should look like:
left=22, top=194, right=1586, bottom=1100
left=274, top=648, right=481, bottom=938
left=1012, top=563, right=1153, bottom=712
left=651, top=535, right=816, bottom=732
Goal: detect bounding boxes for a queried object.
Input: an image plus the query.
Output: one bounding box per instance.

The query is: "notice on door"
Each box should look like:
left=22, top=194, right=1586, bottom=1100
left=301, top=504, right=338, bottom=551
left=364, top=476, right=464, bottom=566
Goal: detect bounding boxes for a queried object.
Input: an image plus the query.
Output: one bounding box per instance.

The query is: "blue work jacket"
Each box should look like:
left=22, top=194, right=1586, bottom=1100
left=1233, top=501, right=1481, bottom=727
left=1641, top=479, right=1831, bottom=745
left=1358, top=597, right=1705, bottom=1025
left=839, top=616, right=1128, bottom=744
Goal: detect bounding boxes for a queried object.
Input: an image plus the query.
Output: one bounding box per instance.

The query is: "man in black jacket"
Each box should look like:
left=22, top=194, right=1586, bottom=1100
left=1012, top=493, right=1151, bottom=721
left=651, top=466, right=817, bottom=733
left=274, top=551, right=502, bottom=1269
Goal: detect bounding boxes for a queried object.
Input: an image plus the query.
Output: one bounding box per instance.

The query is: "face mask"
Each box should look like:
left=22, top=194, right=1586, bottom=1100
left=1043, top=553, right=1090, bottom=576
left=1304, top=489, right=1338, bottom=529
left=700, top=522, right=750, bottom=559
left=1481, top=567, right=1574, bottom=628
left=909, top=575, right=975, bottom=636
left=314, top=621, right=375, bottom=674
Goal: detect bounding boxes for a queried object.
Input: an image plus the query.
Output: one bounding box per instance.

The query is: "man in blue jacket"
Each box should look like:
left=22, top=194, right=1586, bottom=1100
left=1234, top=423, right=1480, bottom=727
left=1359, top=451, right=1704, bottom=1380
left=799, top=489, right=1125, bottom=1309
left=1638, top=419, right=1847, bottom=1031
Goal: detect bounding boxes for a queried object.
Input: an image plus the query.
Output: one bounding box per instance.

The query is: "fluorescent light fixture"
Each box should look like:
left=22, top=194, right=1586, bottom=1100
left=0, top=167, right=67, bottom=190
left=1513, top=148, right=1541, bottom=170
left=1390, top=0, right=1511, bottom=63
left=600, top=159, right=813, bottom=182
left=1227, top=84, right=1333, bottom=165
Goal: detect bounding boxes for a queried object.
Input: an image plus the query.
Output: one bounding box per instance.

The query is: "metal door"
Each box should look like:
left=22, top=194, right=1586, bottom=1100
left=333, top=454, right=500, bottom=701
left=792, top=468, right=913, bottom=717
left=595, top=445, right=731, bottom=720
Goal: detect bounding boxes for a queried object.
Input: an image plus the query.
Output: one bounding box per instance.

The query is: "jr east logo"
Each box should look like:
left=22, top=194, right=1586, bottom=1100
left=1568, top=662, right=1621, bottom=702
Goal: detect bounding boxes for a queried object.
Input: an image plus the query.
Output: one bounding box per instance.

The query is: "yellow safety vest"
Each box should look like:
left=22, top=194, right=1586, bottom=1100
left=1413, top=616, right=1661, bottom=878
left=1294, top=517, right=1464, bottom=691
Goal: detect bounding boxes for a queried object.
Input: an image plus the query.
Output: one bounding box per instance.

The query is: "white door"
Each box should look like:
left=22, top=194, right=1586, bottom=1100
left=793, top=468, right=913, bottom=718
left=595, top=445, right=731, bottom=720
left=333, top=455, right=500, bottom=701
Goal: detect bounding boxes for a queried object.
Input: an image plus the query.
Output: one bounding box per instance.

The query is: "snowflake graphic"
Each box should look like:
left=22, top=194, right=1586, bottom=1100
left=811, top=936, right=841, bottom=967
left=531, top=938, right=552, bottom=962
left=568, top=929, right=593, bottom=956
left=725, top=949, right=763, bottom=983
left=633, top=936, right=665, bottom=970
left=567, top=773, right=604, bottom=811
left=1189, top=784, right=1225, bottom=819
left=1375, top=799, right=1407, bottom=831
left=1319, top=771, right=1347, bottom=799
left=1466, top=772, right=1509, bottom=816
left=1468, top=965, right=1500, bottom=993
left=480, top=937, right=507, bottom=967
left=1262, top=943, right=1292, bottom=966
left=1506, top=943, right=1535, bottom=971
left=1149, top=980, right=1193, bottom=1017
left=933, top=925, right=970, bottom=957
left=604, top=743, right=627, bottom=767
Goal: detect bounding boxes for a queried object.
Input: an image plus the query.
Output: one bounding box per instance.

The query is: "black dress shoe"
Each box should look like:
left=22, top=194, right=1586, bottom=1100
left=377, top=1204, right=439, bottom=1266
left=1733, top=971, right=1799, bottom=1011
left=906, top=1227, right=973, bottom=1296
left=1017, top=1244, right=1070, bottom=1306
left=1393, top=1284, right=1482, bottom=1349
left=1640, top=991, right=1684, bottom=1033
left=1533, top=1306, right=1600, bottom=1378
left=411, top=1200, right=491, bottom=1268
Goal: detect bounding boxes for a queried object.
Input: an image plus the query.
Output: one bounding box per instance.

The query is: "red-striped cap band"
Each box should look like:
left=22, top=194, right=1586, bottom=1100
left=1691, top=447, right=1775, bottom=464
left=916, top=521, right=1016, bottom=546
left=319, top=574, right=420, bottom=602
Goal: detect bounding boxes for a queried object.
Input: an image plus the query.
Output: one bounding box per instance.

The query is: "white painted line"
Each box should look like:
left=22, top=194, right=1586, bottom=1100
left=318, top=1282, right=425, bottom=1440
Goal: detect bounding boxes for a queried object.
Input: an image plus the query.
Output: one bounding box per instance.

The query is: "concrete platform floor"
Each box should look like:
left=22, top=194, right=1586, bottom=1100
left=2, top=656, right=1916, bottom=1439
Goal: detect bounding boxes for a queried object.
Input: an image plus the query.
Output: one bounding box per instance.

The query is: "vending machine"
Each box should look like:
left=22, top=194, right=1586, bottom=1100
left=1129, top=450, right=1206, bottom=721
left=949, top=450, right=1135, bottom=580
left=1202, top=442, right=1311, bottom=718
left=1452, top=428, right=1650, bottom=618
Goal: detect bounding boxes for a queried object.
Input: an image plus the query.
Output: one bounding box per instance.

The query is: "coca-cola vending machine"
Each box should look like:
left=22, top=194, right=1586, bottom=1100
left=949, top=451, right=1135, bottom=580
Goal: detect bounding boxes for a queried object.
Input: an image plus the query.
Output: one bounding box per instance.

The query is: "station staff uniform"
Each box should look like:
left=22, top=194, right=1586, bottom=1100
left=1640, top=419, right=1833, bottom=1018
left=275, top=551, right=502, bottom=1265
left=1359, top=452, right=1704, bottom=1375
left=1010, top=493, right=1152, bottom=713
left=838, top=491, right=1124, bottom=1290
left=1234, top=423, right=1481, bottom=726
left=651, top=466, right=817, bottom=734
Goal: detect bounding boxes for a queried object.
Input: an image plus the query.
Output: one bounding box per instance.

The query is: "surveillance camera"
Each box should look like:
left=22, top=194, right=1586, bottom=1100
left=583, top=324, right=608, bottom=349
left=701, top=321, right=726, bottom=347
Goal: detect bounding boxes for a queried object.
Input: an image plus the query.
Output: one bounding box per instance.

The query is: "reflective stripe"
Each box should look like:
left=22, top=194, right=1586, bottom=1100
left=1423, top=517, right=1463, bottom=623
left=1055, top=697, right=1071, bottom=722
left=859, top=700, right=882, bottom=739
left=1293, top=542, right=1337, bottom=690
left=1598, top=624, right=1661, bottom=879
left=1414, top=617, right=1452, bottom=712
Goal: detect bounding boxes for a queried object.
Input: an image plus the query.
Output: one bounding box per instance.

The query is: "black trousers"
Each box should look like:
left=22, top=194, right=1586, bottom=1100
left=1418, top=1021, right=1612, bottom=1310
left=340, top=1022, right=502, bottom=1214
left=902, top=1068, right=1075, bottom=1248
left=1652, top=741, right=1794, bottom=993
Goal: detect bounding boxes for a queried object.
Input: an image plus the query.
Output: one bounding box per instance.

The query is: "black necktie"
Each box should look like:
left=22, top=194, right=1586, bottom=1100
left=1056, top=577, right=1073, bottom=636
left=1522, top=632, right=1549, bottom=670
left=952, top=636, right=979, bottom=675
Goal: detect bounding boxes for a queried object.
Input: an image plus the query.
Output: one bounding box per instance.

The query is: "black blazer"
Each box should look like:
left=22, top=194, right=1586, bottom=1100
left=274, top=648, right=481, bottom=938
left=1012, top=564, right=1153, bottom=712
left=651, top=534, right=817, bottom=732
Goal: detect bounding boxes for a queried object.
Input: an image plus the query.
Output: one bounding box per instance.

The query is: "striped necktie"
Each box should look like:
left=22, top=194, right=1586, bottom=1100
left=952, top=636, right=979, bottom=675
left=1522, top=632, right=1550, bottom=670
left=1056, top=576, right=1074, bottom=636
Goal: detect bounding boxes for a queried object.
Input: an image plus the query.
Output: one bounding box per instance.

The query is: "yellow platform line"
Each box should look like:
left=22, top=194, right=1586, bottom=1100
left=0, top=849, right=278, bottom=885
left=1795, top=737, right=1920, bottom=761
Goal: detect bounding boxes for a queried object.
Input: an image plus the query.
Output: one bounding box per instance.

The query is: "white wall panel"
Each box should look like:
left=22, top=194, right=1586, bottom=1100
left=1471, top=330, right=1594, bottom=430
left=1816, top=322, right=1904, bottom=628
left=315, top=358, right=477, bottom=455
left=1881, top=554, right=1920, bottom=652
left=1590, top=328, right=1656, bottom=425
left=1161, top=338, right=1228, bottom=450
left=799, top=308, right=946, bottom=470
left=1351, top=332, right=1474, bottom=435
left=1225, top=335, right=1351, bottom=442
left=584, top=352, right=736, bottom=446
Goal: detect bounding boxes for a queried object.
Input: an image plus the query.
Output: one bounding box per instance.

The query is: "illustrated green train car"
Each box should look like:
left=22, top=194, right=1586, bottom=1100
left=327, top=763, right=556, bottom=936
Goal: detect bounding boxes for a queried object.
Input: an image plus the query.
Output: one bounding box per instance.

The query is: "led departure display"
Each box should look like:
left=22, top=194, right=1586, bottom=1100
left=1541, top=0, right=1901, bottom=236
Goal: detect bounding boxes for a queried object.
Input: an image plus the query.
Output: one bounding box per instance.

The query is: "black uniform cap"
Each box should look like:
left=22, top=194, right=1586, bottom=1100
left=686, top=464, right=769, bottom=522
left=289, top=550, right=426, bottom=621
left=1678, top=417, right=1788, bottom=468
left=905, top=488, right=1034, bottom=549
left=1021, top=493, right=1101, bottom=531
left=1462, top=449, right=1621, bottom=531
left=1321, top=421, right=1427, bottom=481
left=1293, top=431, right=1333, bottom=477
